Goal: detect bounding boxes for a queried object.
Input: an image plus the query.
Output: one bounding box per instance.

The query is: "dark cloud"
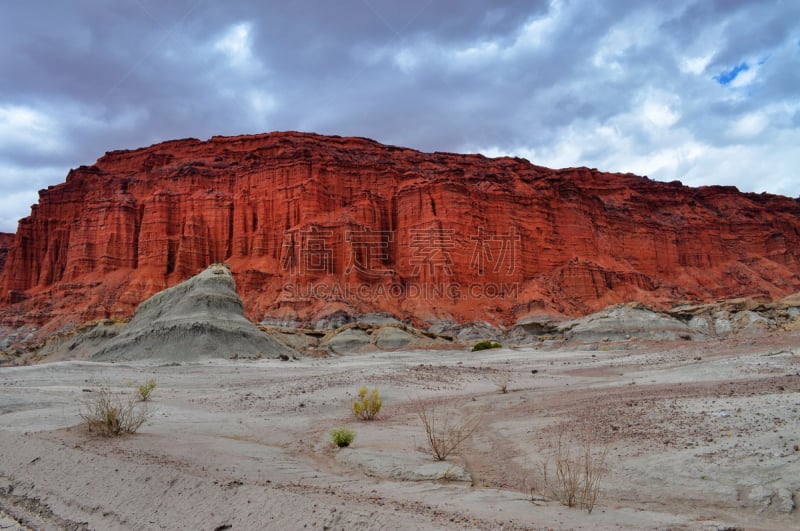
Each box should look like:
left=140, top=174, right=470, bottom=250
left=1, top=0, right=799, bottom=232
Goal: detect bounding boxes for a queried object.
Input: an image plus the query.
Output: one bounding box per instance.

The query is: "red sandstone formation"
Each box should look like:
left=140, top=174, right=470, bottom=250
left=1, top=132, right=799, bottom=339
left=0, top=233, right=13, bottom=274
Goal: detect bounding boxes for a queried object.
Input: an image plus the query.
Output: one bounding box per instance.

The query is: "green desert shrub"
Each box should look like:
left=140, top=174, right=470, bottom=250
left=352, top=386, right=382, bottom=420
left=137, top=378, right=157, bottom=401
left=471, top=340, right=502, bottom=352
left=330, top=426, right=356, bottom=447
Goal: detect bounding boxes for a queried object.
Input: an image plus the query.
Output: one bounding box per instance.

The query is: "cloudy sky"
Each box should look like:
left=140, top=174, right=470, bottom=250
left=1, top=0, right=799, bottom=233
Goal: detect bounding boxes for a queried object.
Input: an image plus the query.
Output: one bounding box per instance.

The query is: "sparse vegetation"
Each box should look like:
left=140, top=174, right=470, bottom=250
left=80, top=385, right=150, bottom=437
left=352, top=386, right=382, bottom=420
left=537, top=427, right=608, bottom=513
left=414, top=399, right=481, bottom=461
left=472, top=340, right=502, bottom=352
left=487, top=370, right=512, bottom=393
left=137, top=378, right=157, bottom=401
left=330, top=426, right=356, bottom=447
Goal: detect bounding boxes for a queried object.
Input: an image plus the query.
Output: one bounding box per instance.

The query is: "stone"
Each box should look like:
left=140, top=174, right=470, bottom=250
left=373, top=326, right=415, bottom=349
left=687, top=316, right=710, bottom=334
left=731, top=310, right=771, bottom=334
left=563, top=305, right=701, bottom=342
left=774, top=488, right=796, bottom=514
left=323, top=328, right=371, bottom=354
left=714, top=315, right=733, bottom=336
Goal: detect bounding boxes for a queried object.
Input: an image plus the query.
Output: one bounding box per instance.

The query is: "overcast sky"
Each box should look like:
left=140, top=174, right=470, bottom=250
left=1, top=0, right=799, bottom=233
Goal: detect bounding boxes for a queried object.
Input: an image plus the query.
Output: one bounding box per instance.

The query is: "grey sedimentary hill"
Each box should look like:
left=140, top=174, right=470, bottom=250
left=92, top=264, right=296, bottom=361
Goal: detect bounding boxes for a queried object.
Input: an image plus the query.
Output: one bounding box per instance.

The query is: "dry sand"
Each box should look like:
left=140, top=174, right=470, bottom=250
left=1, top=334, right=798, bottom=530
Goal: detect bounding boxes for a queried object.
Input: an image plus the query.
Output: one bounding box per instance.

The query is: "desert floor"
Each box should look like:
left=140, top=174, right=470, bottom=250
left=1, top=334, right=798, bottom=530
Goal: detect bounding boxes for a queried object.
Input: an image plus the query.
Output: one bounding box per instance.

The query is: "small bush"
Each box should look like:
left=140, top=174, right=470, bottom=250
left=137, top=378, right=157, bottom=401
left=413, top=399, right=481, bottom=461
left=537, top=428, right=608, bottom=513
left=81, top=386, right=150, bottom=437
left=330, top=426, right=356, bottom=447
left=353, top=386, right=382, bottom=420
left=472, top=340, right=502, bottom=352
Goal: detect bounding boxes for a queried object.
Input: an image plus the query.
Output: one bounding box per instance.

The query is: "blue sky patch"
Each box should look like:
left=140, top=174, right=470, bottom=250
left=714, top=62, right=749, bottom=85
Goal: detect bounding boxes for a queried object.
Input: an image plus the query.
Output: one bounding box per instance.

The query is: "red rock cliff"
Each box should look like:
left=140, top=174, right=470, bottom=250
left=2, top=131, right=799, bottom=338
left=0, top=233, right=13, bottom=274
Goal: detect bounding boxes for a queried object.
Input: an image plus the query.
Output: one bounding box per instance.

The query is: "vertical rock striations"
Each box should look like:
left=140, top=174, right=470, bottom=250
left=1, top=131, right=799, bottom=340
left=0, top=233, right=13, bottom=274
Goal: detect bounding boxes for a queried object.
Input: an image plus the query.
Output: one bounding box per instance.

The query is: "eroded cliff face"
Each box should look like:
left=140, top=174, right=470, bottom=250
left=1, top=131, right=799, bottom=339
left=0, top=233, right=13, bottom=274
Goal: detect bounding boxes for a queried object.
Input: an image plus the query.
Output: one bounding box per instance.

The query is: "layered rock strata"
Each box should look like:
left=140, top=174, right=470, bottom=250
left=1, top=132, right=799, bottom=340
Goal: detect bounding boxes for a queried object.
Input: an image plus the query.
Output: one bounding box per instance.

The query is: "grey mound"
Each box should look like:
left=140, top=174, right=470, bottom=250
left=92, top=265, right=297, bottom=361
left=561, top=303, right=704, bottom=341
left=563, top=304, right=702, bottom=342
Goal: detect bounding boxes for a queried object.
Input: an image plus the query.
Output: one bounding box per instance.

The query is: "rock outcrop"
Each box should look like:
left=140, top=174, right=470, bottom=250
left=91, top=264, right=297, bottom=361
left=1, top=131, right=799, bottom=342
left=498, top=295, right=800, bottom=346
left=561, top=304, right=701, bottom=343
left=0, top=233, right=13, bottom=274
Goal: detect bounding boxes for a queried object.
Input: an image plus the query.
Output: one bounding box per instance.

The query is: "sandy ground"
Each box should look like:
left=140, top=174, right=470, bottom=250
left=1, top=334, right=798, bottom=530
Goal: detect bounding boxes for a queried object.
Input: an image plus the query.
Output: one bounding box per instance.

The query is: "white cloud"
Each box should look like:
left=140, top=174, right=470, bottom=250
left=470, top=115, right=800, bottom=200
left=0, top=104, right=65, bottom=155
left=206, top=21, right=276, bottom=129
left=592, top=11, right=659, bottom=72
left=246, top=90, right=276, bottom=128
left=641, top=100, right=679, bottom=129
left=0, top=163, right=66, bottom=232
left=730, top=112, right=767, bottom=138
left=679, top=54, right=713, bottom=75
left=451, top=40, right=501, bottom=65
left=0, top=190, right=38, bottom=232
left=516, top=0, right=564, bottom=50
left=214, top=22, right=259, bottom=71
left=393, top=48, right=420, bottom=73
left=384, top=0, right=569, bottom=73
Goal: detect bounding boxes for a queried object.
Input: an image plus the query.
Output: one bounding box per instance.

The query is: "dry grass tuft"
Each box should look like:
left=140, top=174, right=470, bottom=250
left=534, top=427, right=608, bottom=513
left=413, top=398, right=482, bottom=461
left=81, top=385, right=150, bottom=437
left=486, top=370, right=512, bottom=393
